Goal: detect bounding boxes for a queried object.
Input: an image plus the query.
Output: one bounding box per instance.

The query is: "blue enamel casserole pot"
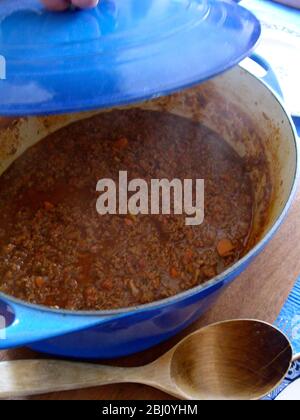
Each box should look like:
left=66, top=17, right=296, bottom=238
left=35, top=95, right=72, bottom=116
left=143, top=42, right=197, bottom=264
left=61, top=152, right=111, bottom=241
left=0, top=61, right=299, bottom=359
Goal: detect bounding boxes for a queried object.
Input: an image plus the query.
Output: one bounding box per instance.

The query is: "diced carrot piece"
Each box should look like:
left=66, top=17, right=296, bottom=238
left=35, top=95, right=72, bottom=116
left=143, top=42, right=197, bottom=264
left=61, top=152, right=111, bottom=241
left=35, top=277, right=46, bottom=287
left=102, top=279, right=113, bottom=291
left=170, top=267, right=179, bottom=278
left=217, top=239, right=235, bottom=257
left=125, top=218, right=134, bottom=226
left=44, top=201, right=54, bottom=211
left=114, top=137, right=129, bottom=150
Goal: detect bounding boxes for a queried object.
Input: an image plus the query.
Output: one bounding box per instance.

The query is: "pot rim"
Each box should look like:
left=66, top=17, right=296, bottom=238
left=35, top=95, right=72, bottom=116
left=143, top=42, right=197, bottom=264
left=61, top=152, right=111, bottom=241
left=0, top=67, right=299, bottom=318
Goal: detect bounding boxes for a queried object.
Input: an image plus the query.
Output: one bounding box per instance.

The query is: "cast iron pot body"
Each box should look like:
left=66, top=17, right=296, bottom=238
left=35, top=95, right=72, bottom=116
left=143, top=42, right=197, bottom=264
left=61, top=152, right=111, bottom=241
left=0, top=66, right=298, bottom=358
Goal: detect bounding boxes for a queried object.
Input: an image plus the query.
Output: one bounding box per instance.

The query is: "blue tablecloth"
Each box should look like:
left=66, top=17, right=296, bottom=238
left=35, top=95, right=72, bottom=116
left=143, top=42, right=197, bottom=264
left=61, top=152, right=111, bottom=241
left=276, top=279, right=300, bottom=355
left=264, top=278, right=300, bottom=399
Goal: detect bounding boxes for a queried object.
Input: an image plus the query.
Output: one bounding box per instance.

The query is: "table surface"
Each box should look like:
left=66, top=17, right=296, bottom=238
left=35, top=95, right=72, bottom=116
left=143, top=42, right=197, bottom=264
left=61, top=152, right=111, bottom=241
left=0, top=184, right=299, bottom=400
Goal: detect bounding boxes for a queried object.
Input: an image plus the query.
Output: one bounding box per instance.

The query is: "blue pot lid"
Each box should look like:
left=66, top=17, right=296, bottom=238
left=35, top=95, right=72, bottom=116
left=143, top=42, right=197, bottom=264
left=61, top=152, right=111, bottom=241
left=0, top=0, right=261, bottom=116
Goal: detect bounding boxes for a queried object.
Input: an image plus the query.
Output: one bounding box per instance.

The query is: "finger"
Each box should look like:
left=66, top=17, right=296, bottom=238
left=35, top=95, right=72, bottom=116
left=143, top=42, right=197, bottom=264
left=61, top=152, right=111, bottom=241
left=71, top=0, right=99, bottom=9
left=41, top=0, right=70, bottom=11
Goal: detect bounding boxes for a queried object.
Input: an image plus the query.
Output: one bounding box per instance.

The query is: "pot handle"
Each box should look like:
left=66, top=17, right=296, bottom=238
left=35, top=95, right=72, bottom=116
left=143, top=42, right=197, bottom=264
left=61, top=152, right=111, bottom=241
left=0, top=298, right=114, bottom=350
left=249, top=53, right=284, bottom=99
left=249, top=54, right=300, bottom=136
left=293, top=117, right=300, bottom=136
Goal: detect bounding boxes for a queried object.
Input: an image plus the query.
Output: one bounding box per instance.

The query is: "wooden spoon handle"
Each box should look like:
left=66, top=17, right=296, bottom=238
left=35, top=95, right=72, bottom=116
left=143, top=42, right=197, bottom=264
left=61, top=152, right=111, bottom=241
left=0, top=360, right=144, bottom=399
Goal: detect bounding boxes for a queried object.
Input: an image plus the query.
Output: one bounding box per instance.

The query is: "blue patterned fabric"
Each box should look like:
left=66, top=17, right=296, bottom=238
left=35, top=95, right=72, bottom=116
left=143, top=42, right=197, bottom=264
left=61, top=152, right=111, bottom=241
left=264, top=361, right=300, bottom=400
left=276, top=279, right=300, bottom=356
left=264, top=278, right=300, bottom=399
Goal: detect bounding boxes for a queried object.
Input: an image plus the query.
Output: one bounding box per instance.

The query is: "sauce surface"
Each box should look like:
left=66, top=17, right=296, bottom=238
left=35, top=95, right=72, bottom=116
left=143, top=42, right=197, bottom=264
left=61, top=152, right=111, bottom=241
left=0, top=109, right=254, bottom=310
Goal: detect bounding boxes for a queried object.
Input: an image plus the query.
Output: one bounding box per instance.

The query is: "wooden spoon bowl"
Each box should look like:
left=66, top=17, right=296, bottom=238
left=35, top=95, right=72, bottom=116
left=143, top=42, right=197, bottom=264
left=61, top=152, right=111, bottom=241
left=168, top=320, right=293, bottom=400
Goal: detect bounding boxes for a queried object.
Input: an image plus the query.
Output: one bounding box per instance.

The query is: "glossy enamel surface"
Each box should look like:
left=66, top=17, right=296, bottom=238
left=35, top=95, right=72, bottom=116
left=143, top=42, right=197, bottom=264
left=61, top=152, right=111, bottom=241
left=0, top=0, right=261, bottom=115
left=0, top=66, right=298, bottom=358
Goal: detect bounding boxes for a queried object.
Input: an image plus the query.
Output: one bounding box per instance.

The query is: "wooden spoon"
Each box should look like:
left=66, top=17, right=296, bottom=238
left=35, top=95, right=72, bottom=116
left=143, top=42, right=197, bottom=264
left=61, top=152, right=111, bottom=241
left=0, top=320, right=295, bottom=400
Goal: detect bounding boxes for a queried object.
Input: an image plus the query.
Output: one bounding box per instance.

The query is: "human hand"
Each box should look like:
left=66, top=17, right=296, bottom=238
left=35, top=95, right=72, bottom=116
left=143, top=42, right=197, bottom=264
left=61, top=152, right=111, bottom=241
left=41, top=0, right=99, bottom=11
